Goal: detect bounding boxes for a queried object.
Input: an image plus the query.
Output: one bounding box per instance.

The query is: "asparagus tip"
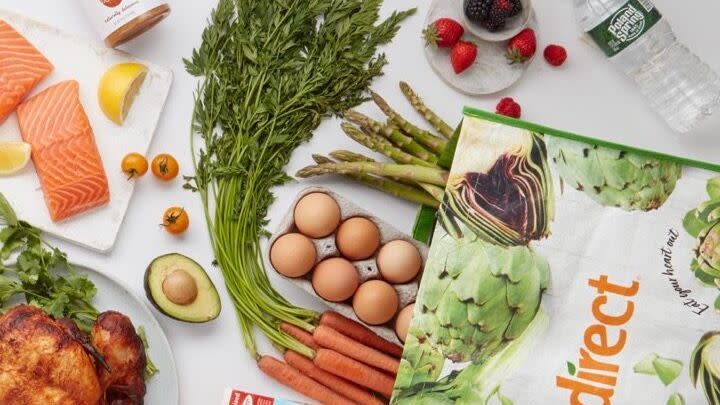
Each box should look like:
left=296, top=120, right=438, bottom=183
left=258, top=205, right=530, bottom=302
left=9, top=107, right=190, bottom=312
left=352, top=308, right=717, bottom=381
left=295, top=166, right=317, bottom=178
left=311, top=154, right=334, bottom=165
left=371, top=91, right=390, bottom=110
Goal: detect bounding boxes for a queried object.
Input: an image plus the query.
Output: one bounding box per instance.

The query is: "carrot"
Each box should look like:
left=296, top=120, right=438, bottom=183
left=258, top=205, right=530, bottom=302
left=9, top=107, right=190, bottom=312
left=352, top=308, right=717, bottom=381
left=320, top=311, right=403, bottom=358
left=314, top=325, right=400, bottom=374
left=258, top=355, right=355, bottom=405
left=280, top=322, right=319, bottom=351
left=314, top=349, right=396, bottom=398
left=284, top=350, right=386, bottom=405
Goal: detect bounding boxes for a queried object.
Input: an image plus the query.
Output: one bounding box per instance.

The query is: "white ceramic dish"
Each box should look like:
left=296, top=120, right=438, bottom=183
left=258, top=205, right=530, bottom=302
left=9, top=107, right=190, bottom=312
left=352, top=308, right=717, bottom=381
left=0, top=9, right=173, bottom=252
left=425, top=0, right=536, bottom=95
left=461, top=0, right=533, bottom=42
left=267, top=187, right=428, bottom=344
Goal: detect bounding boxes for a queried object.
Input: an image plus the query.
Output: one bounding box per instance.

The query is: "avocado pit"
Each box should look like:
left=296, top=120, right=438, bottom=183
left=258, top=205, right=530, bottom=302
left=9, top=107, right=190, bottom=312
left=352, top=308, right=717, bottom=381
left=162, top=269, right=198, bottom=305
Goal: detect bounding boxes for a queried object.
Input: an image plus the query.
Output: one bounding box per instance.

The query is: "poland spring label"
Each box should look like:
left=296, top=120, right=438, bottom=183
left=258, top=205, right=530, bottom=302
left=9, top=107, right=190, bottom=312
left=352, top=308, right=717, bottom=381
left=588, top=0, right=661, bottom=57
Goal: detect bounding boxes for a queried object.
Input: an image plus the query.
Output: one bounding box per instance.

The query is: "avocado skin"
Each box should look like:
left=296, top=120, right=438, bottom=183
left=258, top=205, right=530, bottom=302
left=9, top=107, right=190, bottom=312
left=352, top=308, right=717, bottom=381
left=144, top=253, right=221, bottom=323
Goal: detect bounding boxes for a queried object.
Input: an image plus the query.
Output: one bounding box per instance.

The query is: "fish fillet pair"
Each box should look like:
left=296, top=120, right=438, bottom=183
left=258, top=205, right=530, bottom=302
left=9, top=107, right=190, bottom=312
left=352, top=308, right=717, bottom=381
left=0, top=19, right=109, bottom=222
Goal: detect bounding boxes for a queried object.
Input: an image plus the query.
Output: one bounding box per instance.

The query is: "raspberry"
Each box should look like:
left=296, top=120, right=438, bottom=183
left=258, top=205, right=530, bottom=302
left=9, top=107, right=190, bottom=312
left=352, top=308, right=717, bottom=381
left=544, top=45, right=568, bottom=67
left=496, top=97, right=522, bottom=118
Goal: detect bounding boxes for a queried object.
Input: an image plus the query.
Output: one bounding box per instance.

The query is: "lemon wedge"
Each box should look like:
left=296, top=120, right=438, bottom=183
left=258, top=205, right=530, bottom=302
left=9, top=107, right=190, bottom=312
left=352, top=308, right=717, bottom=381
left=98, top=62, right=148, bottom=125
left=0, top=142, right=31, bottom=176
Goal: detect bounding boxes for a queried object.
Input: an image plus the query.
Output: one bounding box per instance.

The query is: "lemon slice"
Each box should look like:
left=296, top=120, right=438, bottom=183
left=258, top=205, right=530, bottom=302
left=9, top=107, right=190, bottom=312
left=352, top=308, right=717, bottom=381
left=98, top=62, right=148, bottom=125
left=0, top=142, right=31, bottom=176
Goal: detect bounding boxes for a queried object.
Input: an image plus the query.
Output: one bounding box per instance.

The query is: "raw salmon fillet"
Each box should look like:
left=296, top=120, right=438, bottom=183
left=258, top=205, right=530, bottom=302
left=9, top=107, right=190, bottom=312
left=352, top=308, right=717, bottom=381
left=0, top=19, right=53, bottom=123
left=17, top=80, right=110, bottom=222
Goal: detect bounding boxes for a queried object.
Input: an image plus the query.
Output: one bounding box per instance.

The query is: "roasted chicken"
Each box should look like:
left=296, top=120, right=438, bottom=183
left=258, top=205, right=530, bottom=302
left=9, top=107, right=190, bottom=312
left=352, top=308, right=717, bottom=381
left=0, top=305, right=146, bottom=405
left=92, top=311, right=147, bottom=405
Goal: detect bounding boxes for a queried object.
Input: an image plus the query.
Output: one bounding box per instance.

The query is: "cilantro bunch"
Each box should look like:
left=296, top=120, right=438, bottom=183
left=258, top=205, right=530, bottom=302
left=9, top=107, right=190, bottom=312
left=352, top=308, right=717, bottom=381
left=0, top=193, right=98, bottom=331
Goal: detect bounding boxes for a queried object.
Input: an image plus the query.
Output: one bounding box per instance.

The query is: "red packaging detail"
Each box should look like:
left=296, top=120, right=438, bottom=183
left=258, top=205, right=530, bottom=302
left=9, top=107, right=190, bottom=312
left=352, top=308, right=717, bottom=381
left=227, top=390, right=275, bottom=405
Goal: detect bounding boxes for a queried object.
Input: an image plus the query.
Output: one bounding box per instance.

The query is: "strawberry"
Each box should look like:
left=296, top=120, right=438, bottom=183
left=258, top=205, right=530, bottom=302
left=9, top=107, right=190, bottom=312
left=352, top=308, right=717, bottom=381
left=424, top=18, right=465, bottom=48
left=496, top=97, right=521, bottom=118
left=451, top=41, right=478, bottom=74
left=506, top=28, right=536, bottom=64
left=544, top=44, right=567, bottom=66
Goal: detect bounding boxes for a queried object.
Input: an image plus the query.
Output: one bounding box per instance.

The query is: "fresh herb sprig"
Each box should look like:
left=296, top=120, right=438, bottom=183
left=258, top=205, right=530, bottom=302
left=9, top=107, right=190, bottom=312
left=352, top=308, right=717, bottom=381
left=0, top=193, right=98, bottom=332
left=185, top=0, right=415, bottom=358
left=138, top=326, right=159, bottom=379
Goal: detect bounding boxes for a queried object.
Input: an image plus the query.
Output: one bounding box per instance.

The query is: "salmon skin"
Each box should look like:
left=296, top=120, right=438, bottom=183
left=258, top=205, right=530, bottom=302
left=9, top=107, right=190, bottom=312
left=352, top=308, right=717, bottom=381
left=17, top=80, right=110, bottom=222
left=0, top=19, right=53, bottom=124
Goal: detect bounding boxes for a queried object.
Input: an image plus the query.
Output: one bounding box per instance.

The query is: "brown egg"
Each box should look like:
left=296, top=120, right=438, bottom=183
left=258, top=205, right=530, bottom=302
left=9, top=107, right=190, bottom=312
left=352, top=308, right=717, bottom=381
left=312, top=258, right=359, bottom=302
left=294, top=192, right=342, bottom=238
left=395, top=303, right=415, bottom=343
left=377, top=240, right=422, bottom=284
left=352, top=280, right=399, bottom=325
left=270, top=233, right=316, bottom=278
left=336, top=217, right=381, bottom=260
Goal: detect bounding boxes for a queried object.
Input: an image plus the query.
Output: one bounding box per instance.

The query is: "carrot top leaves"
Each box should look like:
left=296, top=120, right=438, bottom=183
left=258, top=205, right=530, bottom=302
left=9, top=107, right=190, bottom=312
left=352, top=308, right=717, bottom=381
left=185, top=0, right=415, bottom=358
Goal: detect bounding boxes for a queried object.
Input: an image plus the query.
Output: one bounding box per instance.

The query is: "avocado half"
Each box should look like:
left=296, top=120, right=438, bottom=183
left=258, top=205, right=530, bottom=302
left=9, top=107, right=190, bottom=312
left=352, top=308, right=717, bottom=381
left=144, top=253, right=221, bottom=323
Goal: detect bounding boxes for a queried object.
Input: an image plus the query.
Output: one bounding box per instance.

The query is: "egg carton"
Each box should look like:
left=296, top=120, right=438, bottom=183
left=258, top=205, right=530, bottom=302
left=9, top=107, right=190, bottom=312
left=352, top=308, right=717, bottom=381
left=267, top=186, right=428, bottom=344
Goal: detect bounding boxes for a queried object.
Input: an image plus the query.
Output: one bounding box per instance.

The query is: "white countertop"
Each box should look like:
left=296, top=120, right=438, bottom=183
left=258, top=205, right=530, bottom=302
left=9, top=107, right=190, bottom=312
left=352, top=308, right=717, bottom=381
left=3, top=1, right=720, bottom=404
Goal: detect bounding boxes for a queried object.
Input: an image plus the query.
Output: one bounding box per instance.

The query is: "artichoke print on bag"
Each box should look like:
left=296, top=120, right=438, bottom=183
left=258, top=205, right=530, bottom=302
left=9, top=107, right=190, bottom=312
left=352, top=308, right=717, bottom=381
left=440, top=127, right=555, bottom=247
left=413, top=237, right=550, bottom=364
left=684, top=177, right=720, bottom=305
left=547, top=136, right=682, bottom=212
left=393, top=117, right=554, bottom=404
left=691, top=332, right=720, bottom=405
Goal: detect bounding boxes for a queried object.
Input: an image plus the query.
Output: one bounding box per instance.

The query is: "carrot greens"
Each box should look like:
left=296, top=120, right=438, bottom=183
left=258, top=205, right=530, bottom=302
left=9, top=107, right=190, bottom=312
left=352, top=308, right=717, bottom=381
left=185, top=0, right=414, bottom=358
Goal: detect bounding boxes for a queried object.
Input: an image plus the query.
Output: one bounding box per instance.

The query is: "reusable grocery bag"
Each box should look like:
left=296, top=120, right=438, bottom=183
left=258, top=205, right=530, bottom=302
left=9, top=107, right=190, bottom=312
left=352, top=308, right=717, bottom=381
left=392, top=108, right=720, bottom=405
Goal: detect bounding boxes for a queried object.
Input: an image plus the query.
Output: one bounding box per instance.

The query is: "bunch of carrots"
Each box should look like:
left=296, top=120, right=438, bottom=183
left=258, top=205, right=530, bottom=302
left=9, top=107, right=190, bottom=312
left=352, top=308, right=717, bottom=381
left=259, top=311, right=404, bottom=405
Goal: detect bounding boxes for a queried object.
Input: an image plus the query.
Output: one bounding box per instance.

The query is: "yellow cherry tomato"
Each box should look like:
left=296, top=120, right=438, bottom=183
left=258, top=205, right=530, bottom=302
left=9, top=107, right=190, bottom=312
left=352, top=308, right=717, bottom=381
left=162, top=207, right=189, bottom=235
left=121, top=153, right=148, bottom=179
left=151, top=153, right=180, bottom=181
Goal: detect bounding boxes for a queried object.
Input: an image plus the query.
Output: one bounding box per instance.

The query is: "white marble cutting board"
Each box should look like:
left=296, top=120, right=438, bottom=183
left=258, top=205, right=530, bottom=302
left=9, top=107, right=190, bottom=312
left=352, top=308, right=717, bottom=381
left=0, top=9, right=173, bottom=253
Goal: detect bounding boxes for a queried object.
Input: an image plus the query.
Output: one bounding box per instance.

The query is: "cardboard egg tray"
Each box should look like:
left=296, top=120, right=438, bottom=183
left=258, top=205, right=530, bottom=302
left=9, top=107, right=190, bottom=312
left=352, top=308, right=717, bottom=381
left=267, top=186, right=428, bottom=344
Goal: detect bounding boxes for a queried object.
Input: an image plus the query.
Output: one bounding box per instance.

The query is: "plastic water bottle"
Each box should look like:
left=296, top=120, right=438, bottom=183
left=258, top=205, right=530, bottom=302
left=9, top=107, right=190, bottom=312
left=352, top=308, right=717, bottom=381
left=574, top=0, right=720, bottom=133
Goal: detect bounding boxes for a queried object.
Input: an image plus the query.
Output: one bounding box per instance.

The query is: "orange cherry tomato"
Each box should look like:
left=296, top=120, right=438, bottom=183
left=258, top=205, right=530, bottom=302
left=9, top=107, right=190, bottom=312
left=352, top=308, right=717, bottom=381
left=162, top=207, right=189, bottom=235
left=121, top=153, right=148, bottom=179
left=151, top=153, right=179, bottom=181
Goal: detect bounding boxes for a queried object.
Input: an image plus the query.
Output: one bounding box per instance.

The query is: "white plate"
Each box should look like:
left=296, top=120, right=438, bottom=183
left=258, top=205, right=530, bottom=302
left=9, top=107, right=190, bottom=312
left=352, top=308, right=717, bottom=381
left=425, top=0, right=536, bottom=95
left=0, top=9, right=173, bottom=252
left=72, top=262, right=179, bottom=405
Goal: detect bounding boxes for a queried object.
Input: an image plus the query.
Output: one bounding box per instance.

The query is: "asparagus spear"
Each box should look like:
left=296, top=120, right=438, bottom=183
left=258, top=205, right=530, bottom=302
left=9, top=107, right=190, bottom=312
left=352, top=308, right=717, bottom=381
left=371, top=91, right=447, bottom=154
left=323, top=151, right=445, bottom=205
left=330, top=149, right=418, bottom=187
left=341, top=123, right=436, bottom=168
left=344, top=110, right=438, bottom=164
left=399, top=81, right=454, bottom=139
left=329, top=150, right=375, bottom=163
left=310, top=155, right=440, bottom=208
left=418, top=183, right=446, bottom=202
left=330, top=150, right=446, bottom=199
left=296, top=161, right=449, bottom=187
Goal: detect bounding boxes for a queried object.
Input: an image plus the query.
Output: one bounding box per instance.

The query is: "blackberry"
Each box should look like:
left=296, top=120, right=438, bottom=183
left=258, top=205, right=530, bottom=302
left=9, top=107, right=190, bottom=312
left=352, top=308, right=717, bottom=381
left=464, top=0, right=492, bottom=24
left=508, top=0, right=523, bottom=17
left=483, top=6, right=508, bottom=32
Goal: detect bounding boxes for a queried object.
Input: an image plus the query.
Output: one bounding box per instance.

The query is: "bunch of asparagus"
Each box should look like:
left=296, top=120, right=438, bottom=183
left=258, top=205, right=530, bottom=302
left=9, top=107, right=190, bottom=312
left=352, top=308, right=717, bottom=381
left=296, top=82, right=454, bottom=208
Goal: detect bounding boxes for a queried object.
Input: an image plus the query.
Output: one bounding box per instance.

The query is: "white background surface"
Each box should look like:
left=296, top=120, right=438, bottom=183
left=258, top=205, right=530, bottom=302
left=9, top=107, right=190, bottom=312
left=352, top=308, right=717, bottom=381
left=3, top=1, right=720, bottom=404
